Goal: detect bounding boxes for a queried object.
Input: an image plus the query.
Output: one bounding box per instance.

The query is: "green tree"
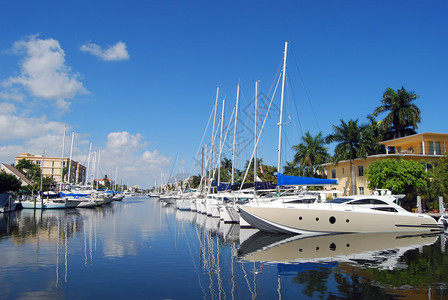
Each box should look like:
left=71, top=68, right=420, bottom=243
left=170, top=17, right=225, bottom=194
left=326, top=119, right=368, bottom=195
left=242, top=158, right=277, bottom=183
left=103, top=175, right=111, bottom=189
left=34, top=175, right=57, bottom=191
left=15, top=159, right=40, bottom=182
left=292, top=131, right=330, bottom=177
left=283, top=161, right=301, bottom=176
left=364, top=115, right=386, bottom=155
left=373, top=86, right=421, bottom=139
left=189, top=175, right=201, bottom=188
left=366, top=158, right=429, bottom=210
left=218, top=157, right=232, bottom=182
left=0, top=170, right=22, bottom=193
left=426, top=154, right=448, bottom=206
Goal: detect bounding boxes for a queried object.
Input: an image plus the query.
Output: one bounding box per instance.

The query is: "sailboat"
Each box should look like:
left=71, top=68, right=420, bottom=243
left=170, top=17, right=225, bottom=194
left=238, top=42, right=444, bottom=234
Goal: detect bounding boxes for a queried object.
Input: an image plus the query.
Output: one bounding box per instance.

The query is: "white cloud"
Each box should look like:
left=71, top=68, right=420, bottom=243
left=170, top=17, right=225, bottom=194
left=4, top=35, right=87, bottom=106
left=0, top=103, right=17, bottom=115
left=0, top=116, right=169, bottom=188
left=0, top=145, right=25, bottom=165
left=80, top=41, right=130, bottom=61
left=0, top=89, right=25, bottom=102
left=0, top=113, right=73, bottom=165
left=97, top=131, right=170, bottom=187
left=0, top=114, right=63, bottom=140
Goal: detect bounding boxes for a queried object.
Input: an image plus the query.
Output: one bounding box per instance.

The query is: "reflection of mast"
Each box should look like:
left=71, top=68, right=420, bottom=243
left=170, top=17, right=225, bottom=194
left=84, top=220, right=87, bottom=266
left=64, top=216, right=68, bottom=282
left=230, top=244, right=236, bottom=300
left=207, top=230, right=215, bottom=299
left=252, top=262, right=259, bottom=300
left=60, top=126, right=66, bottom=190
left=56, top=218, right=60, bottom=287
left=35, top=211, right=40, bottom=270
left=216, top=237, right=224, bottom=299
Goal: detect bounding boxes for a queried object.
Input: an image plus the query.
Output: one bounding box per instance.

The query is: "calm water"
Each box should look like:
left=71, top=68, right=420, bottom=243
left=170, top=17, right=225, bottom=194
left=0, top=195, right=447, bottom=299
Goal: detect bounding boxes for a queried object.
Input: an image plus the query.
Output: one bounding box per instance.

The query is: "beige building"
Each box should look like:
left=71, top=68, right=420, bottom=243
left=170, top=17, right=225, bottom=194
left=14, top=153, right=86, bottom=184
left=322, top=132, right=448, bottom=196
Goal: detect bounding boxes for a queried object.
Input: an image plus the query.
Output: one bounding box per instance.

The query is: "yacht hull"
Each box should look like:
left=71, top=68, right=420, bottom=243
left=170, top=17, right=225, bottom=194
left=239, top=204, right=444, bottom=234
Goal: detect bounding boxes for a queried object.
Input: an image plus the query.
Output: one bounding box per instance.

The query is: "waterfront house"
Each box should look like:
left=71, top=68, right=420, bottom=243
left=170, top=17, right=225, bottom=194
left=322, top=132, right=448, bottom=195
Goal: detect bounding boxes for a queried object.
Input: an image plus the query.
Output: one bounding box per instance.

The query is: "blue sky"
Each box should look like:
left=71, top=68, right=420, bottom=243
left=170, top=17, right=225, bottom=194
left=1, top=0, right=447, bottom=188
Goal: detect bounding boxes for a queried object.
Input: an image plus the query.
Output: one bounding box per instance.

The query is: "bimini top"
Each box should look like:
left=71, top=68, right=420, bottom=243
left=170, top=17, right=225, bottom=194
left=276, top=173, right=337, bottom=186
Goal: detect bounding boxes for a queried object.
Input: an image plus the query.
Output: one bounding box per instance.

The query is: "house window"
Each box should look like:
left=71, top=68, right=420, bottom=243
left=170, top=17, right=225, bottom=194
left=358, top=165, right=364, bottom=177
left=359, top=187, right=364, bottom=195
left=436, top=142, right=441, bottom=155
left=331, top=169, right=336, bottom=178
left=36, top=161, right=41, bottom=166
left=342, top=167, right=344, bottom=174
left=428, top=141, right=434, bottom=155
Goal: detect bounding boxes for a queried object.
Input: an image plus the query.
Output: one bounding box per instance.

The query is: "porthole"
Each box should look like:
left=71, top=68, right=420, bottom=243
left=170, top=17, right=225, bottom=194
left=329, top=243, right=336, bottom=251
left=315, top=217, right=319, bottom=221
left=316, top=247, right=319, bottom=251
left=329, top=216, right=336, bottom=224
left=346, top=219, right=350, bottom=223
left=299, top=249, right=302, bottom=252
left=299, top=216, right=302, bottom=220
left=346, top=244, right=350, bottom=247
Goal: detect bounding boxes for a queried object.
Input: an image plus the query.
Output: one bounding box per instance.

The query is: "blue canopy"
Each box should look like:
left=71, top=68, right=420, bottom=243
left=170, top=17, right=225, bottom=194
left=276, top=173, right=337, bottom=186
left=217, top=183, right=232, bottom=191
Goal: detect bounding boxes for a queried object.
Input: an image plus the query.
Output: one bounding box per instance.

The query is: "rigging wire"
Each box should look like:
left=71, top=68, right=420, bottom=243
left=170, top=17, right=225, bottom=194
left=189, top=103, right=217, bottom=177
left=289, top=47, right=322, bottom=133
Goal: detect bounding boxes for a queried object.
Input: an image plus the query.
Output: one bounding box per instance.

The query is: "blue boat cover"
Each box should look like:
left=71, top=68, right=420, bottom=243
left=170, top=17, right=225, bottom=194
left=212, top=181, right=277, bottom=191
left=217, top=183, right=232, bottom=191
left=276, top=173, right=337, bottom=186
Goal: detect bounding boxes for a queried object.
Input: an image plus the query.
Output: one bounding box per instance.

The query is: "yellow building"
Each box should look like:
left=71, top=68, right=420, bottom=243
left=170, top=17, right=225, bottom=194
left=14, top=153, right=86, bottom=184
left=322, top=132, right=448, bottom=195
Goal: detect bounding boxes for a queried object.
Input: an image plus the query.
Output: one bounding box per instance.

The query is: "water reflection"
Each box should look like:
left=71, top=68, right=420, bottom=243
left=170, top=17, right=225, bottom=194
left=0, top=197, right=446, bottom=299
left=173, top=203, right=448, bottom=299
left=238, top=231, right=439, bottom=269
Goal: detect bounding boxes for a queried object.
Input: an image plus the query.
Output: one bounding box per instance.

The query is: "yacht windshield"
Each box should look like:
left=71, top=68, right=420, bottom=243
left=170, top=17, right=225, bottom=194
left=328, top=198, right=353, bottom=204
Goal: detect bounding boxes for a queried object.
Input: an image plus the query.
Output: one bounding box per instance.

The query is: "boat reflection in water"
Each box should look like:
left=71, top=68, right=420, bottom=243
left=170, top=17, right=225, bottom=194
left=238, top=231, right=439, bottom=269
left=238, top=231, right=448, bottom=298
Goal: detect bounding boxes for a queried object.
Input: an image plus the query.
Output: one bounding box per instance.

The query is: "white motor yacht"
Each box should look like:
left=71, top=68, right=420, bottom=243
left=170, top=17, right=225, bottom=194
left=239, top=191, right=444, bottom=234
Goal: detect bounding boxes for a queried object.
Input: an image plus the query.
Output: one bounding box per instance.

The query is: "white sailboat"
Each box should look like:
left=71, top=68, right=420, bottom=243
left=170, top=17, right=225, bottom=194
left=238, top=41, right=444, bottom=235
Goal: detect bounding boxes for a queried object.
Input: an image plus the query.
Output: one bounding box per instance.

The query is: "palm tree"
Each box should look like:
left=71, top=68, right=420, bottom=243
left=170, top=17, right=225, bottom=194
left=364, top=115, right=386, bottom=155
left=219, top=158, right=232, bottom=182
left=283, top=161, right=299, bottom=176
left=15, top=159, right=41, bottom=182
left=373, top=87, right=420, bottom=139
left=292, top=132, right=330, bottom=177
left=326, top=119, right=368, bottom=195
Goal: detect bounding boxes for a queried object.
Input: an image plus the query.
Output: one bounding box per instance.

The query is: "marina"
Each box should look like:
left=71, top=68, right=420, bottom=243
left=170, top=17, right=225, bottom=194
left=1, top=195, right=447, bottom=299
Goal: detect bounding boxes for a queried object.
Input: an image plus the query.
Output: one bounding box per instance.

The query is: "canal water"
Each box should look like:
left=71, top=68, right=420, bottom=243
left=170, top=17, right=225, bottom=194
left=0, top=195, right=447, bottom=299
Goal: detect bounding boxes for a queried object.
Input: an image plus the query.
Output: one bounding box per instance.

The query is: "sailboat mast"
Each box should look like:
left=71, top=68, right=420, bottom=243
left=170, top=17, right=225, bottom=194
left=217, top=98, right=225, bottom=186
left=277, top=41, right=288, bottom=173
left=208, top=87, right=219, bottom=193
left=96, top=150, right=100, bottom=189
left=254, top=81, right=259, bottom=186
left=231, top=84, right=240, bottom=185
left=68, top=131, right=75, bottom=184
left=60, top=126, right=66, bottom=191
